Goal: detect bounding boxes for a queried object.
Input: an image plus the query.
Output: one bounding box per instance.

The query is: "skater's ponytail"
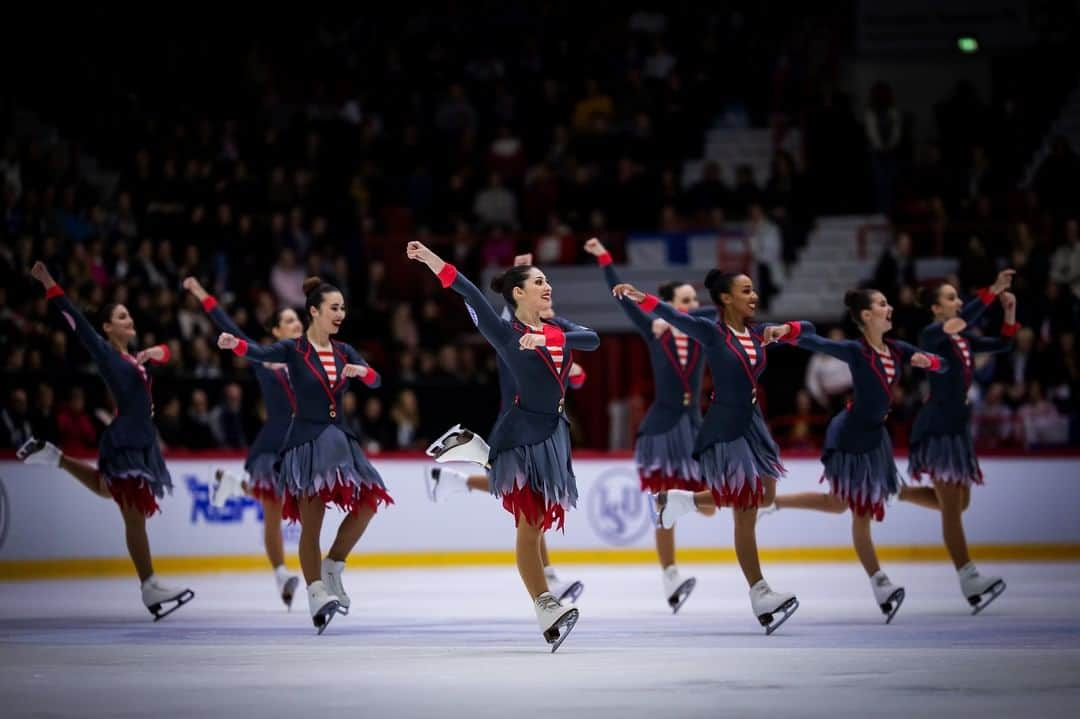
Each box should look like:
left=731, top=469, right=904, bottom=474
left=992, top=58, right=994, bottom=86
left=490, top=264, right=535, bottom=308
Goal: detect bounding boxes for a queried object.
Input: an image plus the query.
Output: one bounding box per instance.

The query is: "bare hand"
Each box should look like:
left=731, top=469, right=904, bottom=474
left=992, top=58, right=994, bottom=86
left=182, top=276, right=208, bottom=300
left=999, top=291, right=1016, bottom=312
left=342, top=364, right=369, bottom=379
left=911, top=353, right=933, bottom=369
left=135, top=346, right=166, bottom=365
left=218, top=333, right=240, bottom=350
left=762, top=324, right=791, bottom=344
left=584, top=237, right=607, bottom=256
left=612, top=283, right=646, bottom=303
left=30, top=261, right=55, bottom=288
left=513, top=253, right=533, bottom=267
left=519, top=333, right=547, bottom=350
left=651, top=318, right=671, bottom=338
left=406, top=240, right=435, bottom=263
left=990, top=268, right=1016, bottom=295
left=942, top=317, right=967, bottom=335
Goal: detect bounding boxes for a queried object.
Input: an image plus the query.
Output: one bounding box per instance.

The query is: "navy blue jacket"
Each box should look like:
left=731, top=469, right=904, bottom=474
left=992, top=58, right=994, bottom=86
left=487, top=306, right=585, bottom=413
left=598, top=261, right=713, bottom=436
left=441, top=265, right=599, bottom=454
left=911, top=291, right=1016, bottom=442
left=639, top=293, right=779, bottom=456
left=229, top=334, right=379, bottom=452
left=203, top=297, right=295, bottom=464
left=48, top=286, right=167, bottom=450
left=786, top=322, right=947, bottom=453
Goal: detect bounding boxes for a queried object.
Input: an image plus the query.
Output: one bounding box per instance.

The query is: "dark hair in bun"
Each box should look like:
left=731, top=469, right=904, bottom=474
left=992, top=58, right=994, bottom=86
left=917, top=282, right=947, bottom=309
left=303, top=276, right=340, bottom=315
left=658, top=280, right=690, bottom=302
left=268, top=306, right=298, bottom=333
left=844, top=288, right=877, bottom=328
left=490, top=265, right=535, bottom=308
left=703, top=269, right=741, bottom=305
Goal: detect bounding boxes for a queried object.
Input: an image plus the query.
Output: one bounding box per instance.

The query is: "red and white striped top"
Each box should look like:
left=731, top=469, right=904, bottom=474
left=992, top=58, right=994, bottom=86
left=951, top=335, right=972, bottom=369
left=673, top=328, right=689, bottom=367
left=529, top=327, right=563, bottom=374
left=317, top=347, right=337, bottom=384
left=729, top=326, right=758, bottom=366
left=874, top=345, right=896, bottom=384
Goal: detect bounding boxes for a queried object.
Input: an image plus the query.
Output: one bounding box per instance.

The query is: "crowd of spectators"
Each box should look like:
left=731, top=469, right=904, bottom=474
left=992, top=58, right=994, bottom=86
left=1, top=5, right=1077, bottom=452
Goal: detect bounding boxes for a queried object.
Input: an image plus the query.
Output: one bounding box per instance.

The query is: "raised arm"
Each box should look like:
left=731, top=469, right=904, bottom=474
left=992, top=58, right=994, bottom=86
left=584, top=238, right=654, bottom=336
left=31, top=261, right=112, bottom=365
left=969, top=291, right=1019, bottom=355
left=547, top=316, right=600, bottom=351
left=894, top=340, right=948, bottom=373
left=184, top=276, right=253, bottom=343
left=407, top=240, right=514, bottom=347
left=612, top=282, right=718, bottom=345
left=339, top=342, right=381, bottom=389
left=961, top=269, right=1016, bottom=324
left=765, top=321, right=857, bottom=362
left=218, top=333, right=292, bottom=363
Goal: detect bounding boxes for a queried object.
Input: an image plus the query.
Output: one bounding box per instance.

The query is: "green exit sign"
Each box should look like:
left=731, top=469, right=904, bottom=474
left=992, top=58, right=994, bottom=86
left=957, top=36, right=979, bottom=53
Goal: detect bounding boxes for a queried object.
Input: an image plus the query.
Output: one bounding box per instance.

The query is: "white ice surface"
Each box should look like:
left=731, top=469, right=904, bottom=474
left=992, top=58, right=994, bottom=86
left=2, top=562, right=1079, bottom=718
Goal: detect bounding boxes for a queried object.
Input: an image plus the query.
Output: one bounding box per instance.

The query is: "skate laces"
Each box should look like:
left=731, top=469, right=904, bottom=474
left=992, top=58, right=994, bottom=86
left=536, top=593, right=561, bottom=611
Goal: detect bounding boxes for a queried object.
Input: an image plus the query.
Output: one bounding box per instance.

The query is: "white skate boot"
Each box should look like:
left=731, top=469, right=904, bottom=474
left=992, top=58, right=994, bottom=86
left=274, top=566, right=300, bottom=611
left=663, top=564, right=697, bottom=614
left=656, top=490, right=695, bottom=530
left=545, top=567, right=584, bottom=604
left=757, top=501, right=779, bottom=518
left=321, top=558, right=350, bottom=615
left=534, top=591, right=579, bottom=653
left=871, top=571, right=905, bottom=624
left=141, top=575, right=195, bottom=621
left=211, top=468, right=245, bottom=508
left=16, top=437, right=61, bottom=467
left=959, top=563, right=1005, bottom=615
left=749, top=579, right=799, bottom=635
left=425, top=466, right=470, bottom=502
left=307, top=580, right=342, bottom=635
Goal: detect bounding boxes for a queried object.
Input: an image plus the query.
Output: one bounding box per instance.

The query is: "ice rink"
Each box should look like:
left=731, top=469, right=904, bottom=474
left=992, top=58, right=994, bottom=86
left=2, top=562, right=1079, bottom=718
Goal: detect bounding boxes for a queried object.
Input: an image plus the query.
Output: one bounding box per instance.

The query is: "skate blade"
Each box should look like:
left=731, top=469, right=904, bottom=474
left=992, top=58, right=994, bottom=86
left=16, top=438, right=44, bottom=461
left=558, top=581, right=585, bottom=605
left=149, top=589, right=195, bottom=621
left=281, top=576, right=300, bottom=611
left=668, top=578, right=697, bottom=614
left=314, top=600, right=341, bottom=635
left=759, top=597, right=799, bottom=635
left=880, top=588, right=906, bottom=624
left=424, top=468, right=438, bottom=502
left=336, top=601, right=350, bottom=616
left=544, top=608, right=580, bottom=653
left=655, top=492, right=674, bottom=529
left=969, top=580, right=1006, bottom=615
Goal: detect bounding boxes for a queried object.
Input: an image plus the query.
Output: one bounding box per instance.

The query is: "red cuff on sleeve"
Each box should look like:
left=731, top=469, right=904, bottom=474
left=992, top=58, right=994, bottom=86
left=976, top=287, right=995, bottom=305
left=232, top=339, right=249, bottom=356
left=437, top=263, right=458, bottom=289
left=45, top=285, right=65, bottom=300
left=361, top=369, right=379, bottom=386
left=150, top=343, right=171, bottom=364
left=597, top=252, right=613, bottom=267
left=639, top=294, right=659, bottom=313
left=1001, top=322, right=1019, bottom=338
left=543, top=324, right=566, bottom=347
left=569, top=369, right=586, bottom=388
left=201, top=296, right=218, bottom=312
left=926, top=355, right=942, bottom=371
left=783, top=321, right=802, bottom=343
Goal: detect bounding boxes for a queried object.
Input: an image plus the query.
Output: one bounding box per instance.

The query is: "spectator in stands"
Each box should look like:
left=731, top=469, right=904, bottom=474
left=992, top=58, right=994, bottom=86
left=435, top=83, right=478, bottom=137
left=871, top=231, right=916, bottom=302
left=56, top=386, right=97, bottom=451
left=973, top=382, right=1016, bottom=448
left=728, top=164, right=761, bottom=219
left=360, top=396, right=393, bottom=454
left=804, top=327, right=853, bottom=414
left=209, top=382, right=248, bottom=449
left=340, top=391, right=366, bottom=445
left=32, top=384, right=60, bottom=445
left=184, top=389, right=218, bottom=449
left=1, top=388, right=33, bottom=449
left=157, top=397, right=185, bottom=449
left=994, top=327, right=1041, bottom=390
left=747, top=202, right=783, bottom=309
left=572, top=78, right=614, bottom=132
left=1018, top=381, right=1069, bottom=446
left=389, top=388, right=423, bottom=450
left=686, top=161, right=729, bottom=219
left=1051, top=218, right=1080, bottom=310
left=865, top=81, right=903, bottom=213
left=269, top=248, right=306, bottom=309
left=1033, top=136, right=1080, bottom=216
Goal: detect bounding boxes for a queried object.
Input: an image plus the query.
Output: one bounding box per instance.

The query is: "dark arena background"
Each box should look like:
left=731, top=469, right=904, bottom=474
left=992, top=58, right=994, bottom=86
left=1, top=3, right=1079, bottom=717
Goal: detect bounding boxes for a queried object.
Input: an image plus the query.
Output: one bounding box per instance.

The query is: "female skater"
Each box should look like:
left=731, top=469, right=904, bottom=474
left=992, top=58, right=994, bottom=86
left=902, top=271, right=1016, bottom=613
left=611, top=271, right=798, bottom=634
left=18, top=261, right=194, bottom=620
left=183, top=276, right=301, bottom=609
left=585, top=237, right=718, bottom=612
left=407, top=240, right=598, bottom=652
left=762, top=289, right=947, bottom=623
left=216, top=277, right=391, bottom=634
left=427, top=254, right=586, bottom=605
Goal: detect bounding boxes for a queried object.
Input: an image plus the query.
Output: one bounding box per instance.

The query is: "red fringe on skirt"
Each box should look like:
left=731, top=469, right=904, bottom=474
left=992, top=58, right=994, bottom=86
left=248, top=480, right=282, bottom=504
left=639, top=470, right=708, bottom=494
left=282, top=480, right=394, bottom=522
left=820, top=476, right=886, bottom=521
left=107, top=476, right=161, bottom=517
left=501, top=483, right=566, bottom=533
left=709, top=479, right=764, bottom=511
left=909, top=466, right=984, bottom=487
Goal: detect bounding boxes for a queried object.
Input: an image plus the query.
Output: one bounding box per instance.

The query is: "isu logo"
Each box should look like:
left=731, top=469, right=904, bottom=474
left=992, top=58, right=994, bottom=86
left=586, top=468, right=653, bottom=546
left=185, top=475, right=263, bottom=524
left=0, top=477, right=8, bottom=550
